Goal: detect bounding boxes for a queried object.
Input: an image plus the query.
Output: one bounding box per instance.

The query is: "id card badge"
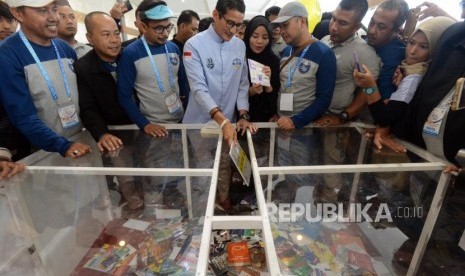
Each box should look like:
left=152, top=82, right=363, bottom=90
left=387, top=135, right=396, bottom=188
left=280, top=93, right=293, bottom=112
left=423, top=105, right=448, bottom=136
left=164, top=93, right=182, bottom=114
left=57, top=103, right=79, bottom=129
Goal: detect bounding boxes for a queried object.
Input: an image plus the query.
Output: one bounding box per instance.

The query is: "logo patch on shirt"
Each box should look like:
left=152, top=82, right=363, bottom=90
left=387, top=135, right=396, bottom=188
left=184, top=51, right=192, bottom=60
left=206, top=58, right=214, bottom=69
left=68, top=59, right=75, bottom=73
left=299, top=60, right=310, bottom=74
left=232, top=58, right=241, bottom=70
left=170, top=55, right=179, bottom=66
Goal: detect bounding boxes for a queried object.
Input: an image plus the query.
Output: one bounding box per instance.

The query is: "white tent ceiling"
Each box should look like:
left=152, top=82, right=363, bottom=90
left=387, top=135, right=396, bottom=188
left=69, top=0, right=462, bottom=41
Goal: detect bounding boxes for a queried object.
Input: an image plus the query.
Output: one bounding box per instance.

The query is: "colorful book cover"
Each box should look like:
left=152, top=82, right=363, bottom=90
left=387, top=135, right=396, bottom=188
left=227, top=241, right=251, bottom=266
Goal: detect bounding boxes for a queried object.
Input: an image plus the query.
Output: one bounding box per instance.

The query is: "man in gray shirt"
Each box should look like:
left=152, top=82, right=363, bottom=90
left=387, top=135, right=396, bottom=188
left=316, top=0, right=381, bottom=126
left=56, top=0, right=92, bottom=59
left=313, top=0, right=380, bottom=203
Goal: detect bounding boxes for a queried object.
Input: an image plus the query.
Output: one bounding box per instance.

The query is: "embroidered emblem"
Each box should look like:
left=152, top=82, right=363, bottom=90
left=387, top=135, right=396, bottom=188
left=206, top=58, right=214, bottom=69
left=68, top=59, right=75, bottom=73
left=170, top=55, right=179, bottom=66
left=299, top=60, right=310, bottom=74
left=232, top=58, right=241, bottom=70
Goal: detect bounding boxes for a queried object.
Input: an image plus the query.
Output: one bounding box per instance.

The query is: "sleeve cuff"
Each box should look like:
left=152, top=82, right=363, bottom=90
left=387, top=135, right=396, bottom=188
left=0, top=147, right=12, bottom=161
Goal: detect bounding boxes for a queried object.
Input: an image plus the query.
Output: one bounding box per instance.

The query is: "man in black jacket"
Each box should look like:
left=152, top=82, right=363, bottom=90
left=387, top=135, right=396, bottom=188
left=75, top=11, right=143, bottom=210
left=1, top=103, right=25, bottom=180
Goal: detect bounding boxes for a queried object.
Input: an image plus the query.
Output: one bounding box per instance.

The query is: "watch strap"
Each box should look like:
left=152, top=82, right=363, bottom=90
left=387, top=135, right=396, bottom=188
left=363, top=87, right=378, bottom=95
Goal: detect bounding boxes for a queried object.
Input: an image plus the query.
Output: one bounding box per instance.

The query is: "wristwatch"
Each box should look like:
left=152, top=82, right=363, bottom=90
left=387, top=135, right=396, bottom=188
left=239, top=113, right=250, bottom=121
left=363, top=87, right=378, bottom=95
left=338, top=111, right=349, bottom=124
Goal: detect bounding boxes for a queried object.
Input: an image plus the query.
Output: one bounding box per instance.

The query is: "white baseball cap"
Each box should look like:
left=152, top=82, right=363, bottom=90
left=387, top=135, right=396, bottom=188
left=271, top=1, right=308, bottom=24
left=5, top=0, right=55, bottom=8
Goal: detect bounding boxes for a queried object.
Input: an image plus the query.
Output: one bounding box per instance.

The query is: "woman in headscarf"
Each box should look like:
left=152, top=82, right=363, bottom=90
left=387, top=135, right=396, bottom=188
left=244, top=15, right=280, bottom=122
left=354, top=16, right=456, bottom=128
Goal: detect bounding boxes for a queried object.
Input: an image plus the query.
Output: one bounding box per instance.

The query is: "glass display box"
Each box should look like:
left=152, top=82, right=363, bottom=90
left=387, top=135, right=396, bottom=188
left=0, top=123, right=455, bottom=275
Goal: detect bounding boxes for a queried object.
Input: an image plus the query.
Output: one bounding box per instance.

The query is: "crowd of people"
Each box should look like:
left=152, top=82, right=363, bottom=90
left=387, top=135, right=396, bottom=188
left=0, top=0, right=464, bottom=272
left=0, top=0, right=464, bottom=200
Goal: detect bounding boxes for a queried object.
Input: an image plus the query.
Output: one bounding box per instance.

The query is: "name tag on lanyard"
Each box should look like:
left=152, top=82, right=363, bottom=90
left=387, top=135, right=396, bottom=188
left=164, top=92, right=182, bottom=114
left=58, top=103, right=79, bottom=129
left=279, top=45, right=311, bottom=113
left=423, top=91, right=454, bottom=136
left=280, top=93, right=294, bottom=111
left=19, top=31, right=79, bottom=129
left=141, top=36, right=182, bottom=114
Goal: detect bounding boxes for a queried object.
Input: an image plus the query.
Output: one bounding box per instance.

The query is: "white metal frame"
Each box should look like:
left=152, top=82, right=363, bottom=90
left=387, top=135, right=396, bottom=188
left=3, top=123, right=453, bottom=275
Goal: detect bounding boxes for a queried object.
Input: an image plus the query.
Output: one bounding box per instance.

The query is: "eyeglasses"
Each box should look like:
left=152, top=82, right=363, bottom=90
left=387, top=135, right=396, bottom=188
left=220, top=15, right=245, bottom=30
left=148, top=23, right=174, bottom=34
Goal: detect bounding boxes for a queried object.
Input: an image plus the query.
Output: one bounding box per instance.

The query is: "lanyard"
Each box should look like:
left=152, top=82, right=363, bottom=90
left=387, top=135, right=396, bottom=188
left=19, top=30, right=72, bottom=103
left=141, top=36, right=176, bottom=95
left=285, top=44, right=310, bottom=88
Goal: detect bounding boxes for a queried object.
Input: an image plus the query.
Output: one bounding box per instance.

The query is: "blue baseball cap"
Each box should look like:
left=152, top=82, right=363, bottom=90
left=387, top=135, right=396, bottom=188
left=142, top=4, right=176, bottom=21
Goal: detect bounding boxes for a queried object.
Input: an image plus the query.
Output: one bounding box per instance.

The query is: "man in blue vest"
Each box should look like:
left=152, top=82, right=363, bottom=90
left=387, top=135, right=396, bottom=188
left=0, top=0, right=91, bottom=158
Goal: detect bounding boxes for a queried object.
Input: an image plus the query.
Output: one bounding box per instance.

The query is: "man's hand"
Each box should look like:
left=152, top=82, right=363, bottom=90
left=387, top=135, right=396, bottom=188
left=144, top=123, right=168, bottom=137
left=374, top=127, right=406, bottom=153
left=269, top=114, right=279, bottom=122
left=110, top=2, right=128, bottom=20
left=0, top=161, right=25, bottom=180
left=277, top=116, right=295, bottom=130
left=249, top=84, right=264, bottom=96
left=392, top=67, right=404, bottom=87
left=65, top=142, right=92, bottom=158
left=98, top=133, right=123, bottom=152
left=236, top=119, right=258, bottom=136
left=314, top=114, right=342, bottom=126
left=416, top=2, right=455, bottom=21
left=221, top=121, right=237, bottom=146
left=443, top=164, right=463, bottom=174
left=354, top=65, right=377, bottom=88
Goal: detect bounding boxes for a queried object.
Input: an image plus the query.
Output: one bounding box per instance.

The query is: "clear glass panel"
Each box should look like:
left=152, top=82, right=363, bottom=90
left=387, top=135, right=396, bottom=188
left=252, top=127, right=429, bottom=167
left=262, top=171, right=443, bottom=275
left=0, top=194, right=36, bottom=275
left=214, top=138, right=258, bottom=216
left=9, top=172, right=209, bottom=275
left=24, top=129, right=220, bottom=169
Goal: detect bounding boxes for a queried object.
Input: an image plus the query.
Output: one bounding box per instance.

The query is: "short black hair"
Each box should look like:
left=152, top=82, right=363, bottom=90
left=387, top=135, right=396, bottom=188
left=198, top=16, right=213, bottom=32
left=177, top=10, right=200, bottom=26
left=265, top=6, right=280, bottom=19
left=378, top=0, right=409, bottom=30
left=339, top=0, right=368, bottom=23
left=56, top=0, right=71, bottom=7
left=0, top=1, right=15, bottom=21
left=215, top=0, right=245, bottom=16
left=84, top=11, right=110, bottom=33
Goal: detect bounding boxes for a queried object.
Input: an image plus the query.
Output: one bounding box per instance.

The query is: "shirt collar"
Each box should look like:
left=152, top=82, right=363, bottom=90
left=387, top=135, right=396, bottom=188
left=328, top=34, right=357, bottom=48
left=207, top=24, right=226, bottom=44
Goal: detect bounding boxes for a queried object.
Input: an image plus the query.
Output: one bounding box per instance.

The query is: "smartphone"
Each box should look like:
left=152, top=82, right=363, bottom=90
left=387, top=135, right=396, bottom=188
left=452, top=77, right=465, bottom=111
left=353, top=51, right=361, bottom=72
left=123, top=0, right=133, bottom=13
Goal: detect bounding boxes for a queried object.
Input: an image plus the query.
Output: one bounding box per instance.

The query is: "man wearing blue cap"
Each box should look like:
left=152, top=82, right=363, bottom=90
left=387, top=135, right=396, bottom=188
left=117, top=1, right=189, bottom=136
left=0, top=0, right=91, bottom=158
left=117, top=1, right=189, bottom=205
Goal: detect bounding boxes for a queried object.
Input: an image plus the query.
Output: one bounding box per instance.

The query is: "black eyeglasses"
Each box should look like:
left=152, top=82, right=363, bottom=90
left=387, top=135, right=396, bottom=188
left=220, top=15, right=245, bottom=30
left=148, top=23, right=174, bottom=34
